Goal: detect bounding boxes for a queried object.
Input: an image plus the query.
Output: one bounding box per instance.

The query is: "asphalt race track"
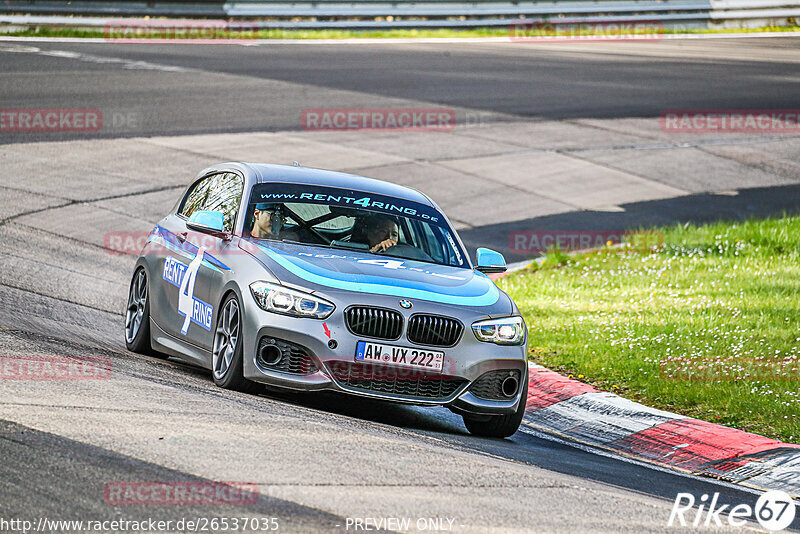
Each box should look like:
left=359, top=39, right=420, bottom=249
left=2, top=38, right=800, bottom=141
left=1, top=37, right=800, bottom=532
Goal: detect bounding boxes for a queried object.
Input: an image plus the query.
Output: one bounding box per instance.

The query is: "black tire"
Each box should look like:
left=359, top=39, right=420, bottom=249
left=124, top=267, right=153, bottom=354
left=212, top=293, right=260, bottom=394
left=462, top=370, right=528, bottom=438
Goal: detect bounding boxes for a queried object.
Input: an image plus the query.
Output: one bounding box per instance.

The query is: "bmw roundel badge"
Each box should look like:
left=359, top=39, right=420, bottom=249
left=399, top=299, right=413, bottom=309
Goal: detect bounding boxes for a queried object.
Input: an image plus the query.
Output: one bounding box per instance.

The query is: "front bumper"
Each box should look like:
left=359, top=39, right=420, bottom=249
left=240, top=293, right=528, bottom=416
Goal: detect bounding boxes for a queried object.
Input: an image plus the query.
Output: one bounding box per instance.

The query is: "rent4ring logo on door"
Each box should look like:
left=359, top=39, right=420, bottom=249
left=162, top=249, right=213, bottom=333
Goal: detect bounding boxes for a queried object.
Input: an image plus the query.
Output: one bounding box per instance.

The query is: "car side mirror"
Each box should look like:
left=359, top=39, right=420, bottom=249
left=187, top=210, right=226, bottom=236
left=475, top=247, right=507, bottom=274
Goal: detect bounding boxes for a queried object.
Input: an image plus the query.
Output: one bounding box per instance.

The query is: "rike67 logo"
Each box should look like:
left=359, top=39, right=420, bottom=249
left=668, top=491, right=796, bottom=531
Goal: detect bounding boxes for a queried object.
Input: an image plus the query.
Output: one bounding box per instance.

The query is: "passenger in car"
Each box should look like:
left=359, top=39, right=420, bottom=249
left=361, top=214, right=400, bottom=252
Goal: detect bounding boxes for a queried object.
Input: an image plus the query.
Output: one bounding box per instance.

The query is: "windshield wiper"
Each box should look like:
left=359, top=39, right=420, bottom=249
left=331, top=240, right=370, bottom=251
left=279, top=239, right=313, bottom=246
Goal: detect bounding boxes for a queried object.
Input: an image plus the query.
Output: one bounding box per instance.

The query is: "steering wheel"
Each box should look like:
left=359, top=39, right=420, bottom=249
left=379, top=243, right=435, bottom=263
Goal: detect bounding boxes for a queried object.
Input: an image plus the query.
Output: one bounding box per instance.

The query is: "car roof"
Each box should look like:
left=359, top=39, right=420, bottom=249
left=238, top=163, right=434, bottom=206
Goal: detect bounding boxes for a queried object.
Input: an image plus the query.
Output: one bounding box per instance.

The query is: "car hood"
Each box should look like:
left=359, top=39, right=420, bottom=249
left=241, top=240, right=501, bottom=307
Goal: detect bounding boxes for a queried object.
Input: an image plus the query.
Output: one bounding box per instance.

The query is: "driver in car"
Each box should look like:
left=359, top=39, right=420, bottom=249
left=247, top=203, right=296, bottom=240
left=364, top=214, right=400, bottom=253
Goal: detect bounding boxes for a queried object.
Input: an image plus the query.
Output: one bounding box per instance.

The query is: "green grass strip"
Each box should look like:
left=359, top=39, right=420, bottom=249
left=499, top=214, right=800, bottom=442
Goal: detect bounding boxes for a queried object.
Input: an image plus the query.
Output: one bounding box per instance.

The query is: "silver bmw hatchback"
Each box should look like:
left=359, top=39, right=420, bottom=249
left=125, top=162, right=528, bottom=437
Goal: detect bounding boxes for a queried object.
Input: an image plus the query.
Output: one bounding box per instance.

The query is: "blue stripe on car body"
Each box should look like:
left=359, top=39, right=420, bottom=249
left=256, top=243, right=499, bottom=307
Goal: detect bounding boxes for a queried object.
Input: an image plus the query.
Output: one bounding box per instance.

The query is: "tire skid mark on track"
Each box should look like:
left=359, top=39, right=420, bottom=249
left=0, top=328, right=264, bottom=402
left=0, top=280, right=119, bottom=315
left=0, top=183, right=184, bottom=227
left=89, top=200, right=170, bottom=223
left=2, top=284, right=464, bottom=452
left=9, top=220, right=132, bottom=259
left=0, top=327, right=462, bottom=444
left=0, top=201, right=76, bottom=228
left=0, top=418, right=353, bottom=531
left=0, top=248, right=120, bottom=285
left=0, top=182, right=72, bottom=200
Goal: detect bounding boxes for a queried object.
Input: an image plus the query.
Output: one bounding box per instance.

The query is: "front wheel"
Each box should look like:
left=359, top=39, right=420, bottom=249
left=125, top=267, right=153, bottom=354
left=462, top=371, right=528, bottom=438
left=212, top=293, right=260, bottom=394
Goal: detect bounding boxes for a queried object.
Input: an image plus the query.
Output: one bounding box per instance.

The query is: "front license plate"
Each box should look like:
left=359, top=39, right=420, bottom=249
left=355, top=341, right=444, bottom=373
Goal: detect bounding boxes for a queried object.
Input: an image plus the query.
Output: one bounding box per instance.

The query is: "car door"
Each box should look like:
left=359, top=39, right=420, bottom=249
left=151, top=173, right=215, bottom=343
left=185, top=172, right=244, bottom=352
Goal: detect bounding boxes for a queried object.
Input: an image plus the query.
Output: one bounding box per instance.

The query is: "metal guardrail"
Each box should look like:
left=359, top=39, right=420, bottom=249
left=0, top=0, right=797, bottom=29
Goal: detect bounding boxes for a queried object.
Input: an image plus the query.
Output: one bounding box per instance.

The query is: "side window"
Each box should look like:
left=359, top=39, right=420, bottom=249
left=179, top=173, right=243, bottom=233
left=179, top=176, right=213, bottom=220
left=202, top=173, right=243, bottom=233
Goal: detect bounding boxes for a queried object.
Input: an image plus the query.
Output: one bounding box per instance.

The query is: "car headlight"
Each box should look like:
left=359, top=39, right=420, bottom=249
left=250, top=281, right=334, bottom=319
left=472, top=316, right=525, bottom=345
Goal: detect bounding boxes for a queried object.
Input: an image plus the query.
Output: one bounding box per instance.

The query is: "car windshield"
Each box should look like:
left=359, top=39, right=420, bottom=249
left=243, top=183, right=468, bottom=268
